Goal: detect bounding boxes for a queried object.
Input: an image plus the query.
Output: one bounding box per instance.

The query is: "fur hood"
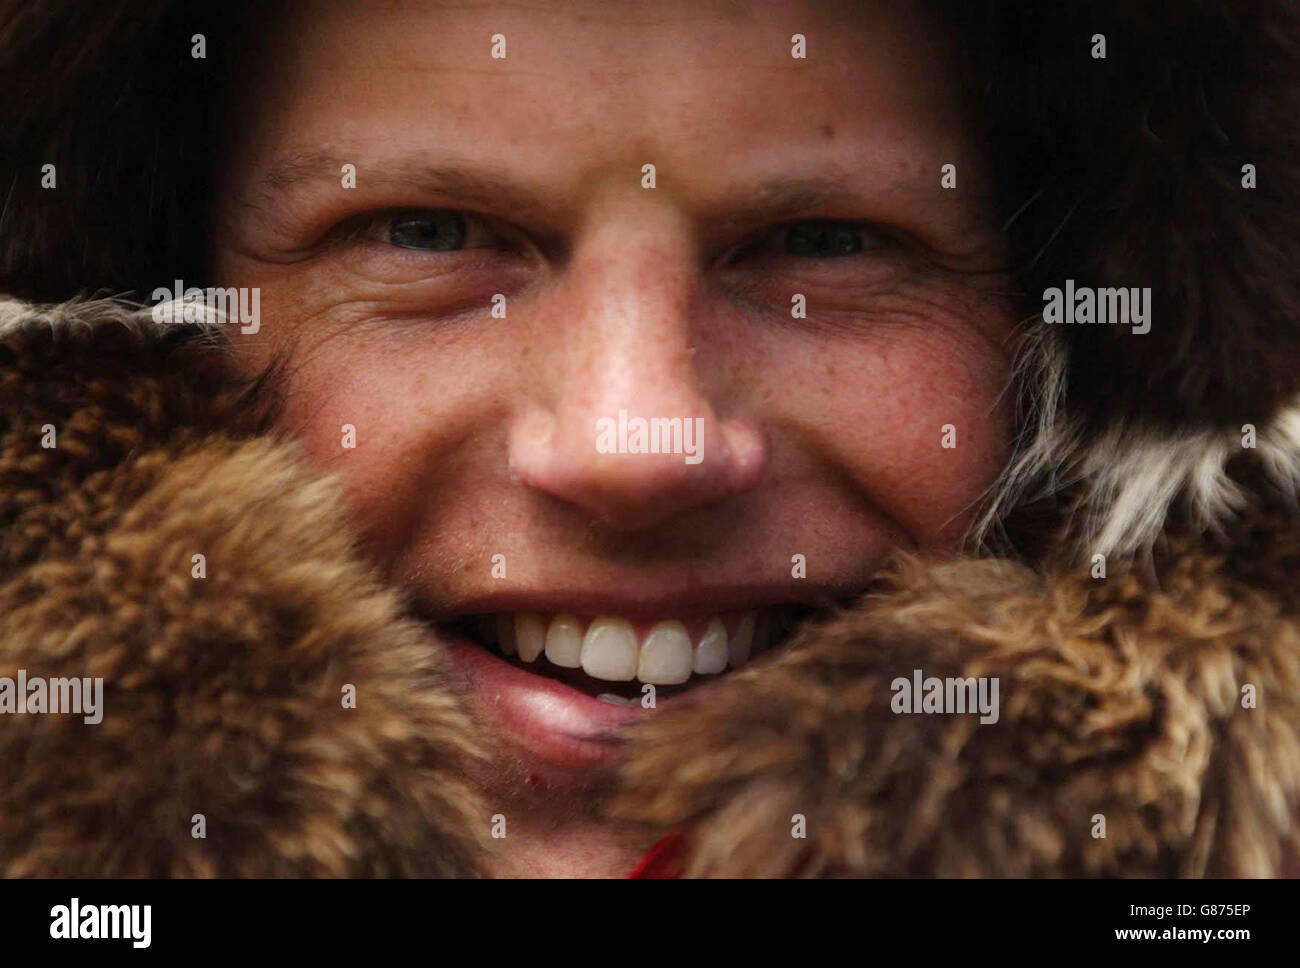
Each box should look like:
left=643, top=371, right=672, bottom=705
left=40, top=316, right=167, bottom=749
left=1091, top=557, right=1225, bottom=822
left=1, top=0, right=1299, bottom=876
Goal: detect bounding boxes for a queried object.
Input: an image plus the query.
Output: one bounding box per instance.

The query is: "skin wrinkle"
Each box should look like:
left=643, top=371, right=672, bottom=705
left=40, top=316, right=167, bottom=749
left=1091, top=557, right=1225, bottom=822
left=211, top=0, right=1016, bottom=876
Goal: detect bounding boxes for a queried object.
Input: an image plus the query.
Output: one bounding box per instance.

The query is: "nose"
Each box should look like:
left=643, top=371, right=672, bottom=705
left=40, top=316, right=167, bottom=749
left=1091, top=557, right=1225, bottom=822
left=507, top=208, right=766, bottom=531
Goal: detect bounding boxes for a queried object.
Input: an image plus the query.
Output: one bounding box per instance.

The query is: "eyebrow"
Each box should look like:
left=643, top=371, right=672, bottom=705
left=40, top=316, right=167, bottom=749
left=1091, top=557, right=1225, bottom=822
left=254, top=149, right=939, bottom=242
left=712, top=176, right=894, bottom=233
left=257, top=149, right=567, bottom=225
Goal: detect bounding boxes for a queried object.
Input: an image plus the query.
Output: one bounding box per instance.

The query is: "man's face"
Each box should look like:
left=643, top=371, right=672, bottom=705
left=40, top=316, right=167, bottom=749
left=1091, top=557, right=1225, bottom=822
left=212, top=0, right=1014, bottom=874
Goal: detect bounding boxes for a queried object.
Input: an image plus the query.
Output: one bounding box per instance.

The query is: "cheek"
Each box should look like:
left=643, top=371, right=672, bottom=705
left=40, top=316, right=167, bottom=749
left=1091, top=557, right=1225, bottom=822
left=218, top=261, right=468, bottom=556
left=759, top=321, right=1012, bottom=546
left=275, top=350, right=424, bottom=552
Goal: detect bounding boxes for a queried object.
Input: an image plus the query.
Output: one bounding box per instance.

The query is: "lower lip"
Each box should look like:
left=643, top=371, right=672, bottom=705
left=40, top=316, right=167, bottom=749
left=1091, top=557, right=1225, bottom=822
left=440, top=628, right=661, bottom=769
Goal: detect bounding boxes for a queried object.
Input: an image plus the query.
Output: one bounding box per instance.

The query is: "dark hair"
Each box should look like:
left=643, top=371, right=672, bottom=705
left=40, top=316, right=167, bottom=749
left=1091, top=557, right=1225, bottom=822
left=0, top=1, right=257, bottom=302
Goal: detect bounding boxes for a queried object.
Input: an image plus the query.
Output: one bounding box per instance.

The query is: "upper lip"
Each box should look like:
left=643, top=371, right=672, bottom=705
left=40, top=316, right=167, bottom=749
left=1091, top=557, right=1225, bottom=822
left=411, top=581, right=859, bottom=621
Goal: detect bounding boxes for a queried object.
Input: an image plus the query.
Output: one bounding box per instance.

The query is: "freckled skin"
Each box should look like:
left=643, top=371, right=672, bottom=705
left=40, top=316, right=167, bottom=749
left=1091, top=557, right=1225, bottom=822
left=211, top=0, right=1016, bottom=876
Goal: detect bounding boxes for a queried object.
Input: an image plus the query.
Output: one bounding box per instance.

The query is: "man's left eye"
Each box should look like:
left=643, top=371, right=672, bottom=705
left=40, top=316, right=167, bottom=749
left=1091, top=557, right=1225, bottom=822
left=775, top=220, right=881, bottom=258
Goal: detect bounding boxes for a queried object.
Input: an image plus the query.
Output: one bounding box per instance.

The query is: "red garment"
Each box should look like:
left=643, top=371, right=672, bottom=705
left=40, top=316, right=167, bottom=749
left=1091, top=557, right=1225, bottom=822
left=627, top=832, right=685, bottom=878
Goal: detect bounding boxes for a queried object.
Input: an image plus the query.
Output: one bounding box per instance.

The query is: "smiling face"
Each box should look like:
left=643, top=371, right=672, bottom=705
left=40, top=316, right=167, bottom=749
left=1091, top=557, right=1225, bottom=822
left=211, top=0, right=1015, bottom=874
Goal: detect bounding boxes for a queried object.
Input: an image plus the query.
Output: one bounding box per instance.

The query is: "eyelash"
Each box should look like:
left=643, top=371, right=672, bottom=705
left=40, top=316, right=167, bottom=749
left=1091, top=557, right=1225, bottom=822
left=340, top=209, right=504, bottom=251
left=334, top=209, right=895, bottom=265
left=730, top=220, right=892, bottom=262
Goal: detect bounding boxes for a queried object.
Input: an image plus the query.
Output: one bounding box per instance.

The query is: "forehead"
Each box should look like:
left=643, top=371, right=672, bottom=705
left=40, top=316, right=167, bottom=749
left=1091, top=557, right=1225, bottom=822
left=237, top=0, right=976, bottom=192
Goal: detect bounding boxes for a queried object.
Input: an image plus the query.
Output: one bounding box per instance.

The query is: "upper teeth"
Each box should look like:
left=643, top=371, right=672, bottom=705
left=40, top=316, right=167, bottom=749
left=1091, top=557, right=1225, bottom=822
left=493, top=610, right=775, bottom=685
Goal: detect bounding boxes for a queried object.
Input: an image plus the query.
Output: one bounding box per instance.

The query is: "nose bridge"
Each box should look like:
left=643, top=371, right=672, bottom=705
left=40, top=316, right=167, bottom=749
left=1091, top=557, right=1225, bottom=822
left=558, top=207, right=704, bottom=421
left=505, top=198, right=767, bottom=530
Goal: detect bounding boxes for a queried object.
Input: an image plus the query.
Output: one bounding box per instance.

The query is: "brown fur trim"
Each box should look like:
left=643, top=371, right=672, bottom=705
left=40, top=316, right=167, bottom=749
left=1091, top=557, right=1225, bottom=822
left=0, top=303, right=490, bottom=875
left=612, top=543, right=1300, bottom=876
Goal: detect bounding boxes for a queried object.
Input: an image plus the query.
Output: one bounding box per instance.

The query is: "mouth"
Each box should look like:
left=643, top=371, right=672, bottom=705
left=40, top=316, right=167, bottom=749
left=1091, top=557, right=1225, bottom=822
left=421, top=599, right=828, bottom=770
left=453, top=606, right=811, bottom=697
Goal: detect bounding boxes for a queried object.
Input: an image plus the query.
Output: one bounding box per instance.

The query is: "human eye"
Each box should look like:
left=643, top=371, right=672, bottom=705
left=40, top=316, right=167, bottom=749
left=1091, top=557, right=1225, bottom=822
left=752, top=219, right=890, bottom=259
left=317, top=206, right=536, bottom=287
left=356, top=208, right=498, bottom=252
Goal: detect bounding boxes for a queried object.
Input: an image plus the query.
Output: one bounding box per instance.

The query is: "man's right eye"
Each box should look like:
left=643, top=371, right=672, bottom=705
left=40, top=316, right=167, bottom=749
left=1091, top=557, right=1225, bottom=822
left=386, top=210, right=469, bottom=250
left=342, top=208, right=504, bottom=253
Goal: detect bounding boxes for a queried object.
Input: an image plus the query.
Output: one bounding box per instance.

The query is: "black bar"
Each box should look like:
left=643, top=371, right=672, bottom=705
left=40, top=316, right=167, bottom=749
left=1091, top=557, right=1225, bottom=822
left=0, top=878, right=1284, bottom=956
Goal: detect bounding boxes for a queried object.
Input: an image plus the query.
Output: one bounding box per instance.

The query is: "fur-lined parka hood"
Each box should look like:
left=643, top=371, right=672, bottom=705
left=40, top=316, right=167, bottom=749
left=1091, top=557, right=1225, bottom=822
left=1, top=0, right=1299, bottom=877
